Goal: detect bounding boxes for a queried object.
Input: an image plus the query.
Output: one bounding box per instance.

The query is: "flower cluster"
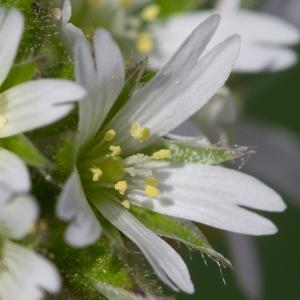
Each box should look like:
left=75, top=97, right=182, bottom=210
left=0, top=0, right=296, bottom=299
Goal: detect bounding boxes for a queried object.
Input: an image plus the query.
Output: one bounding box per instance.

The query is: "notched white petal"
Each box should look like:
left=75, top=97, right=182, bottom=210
left=111, top=33, right=241, bottom=154
left=56, top=169, right=101, bottom=247
left=0, top=194, right=38, bottom=239
left=0, top=241, right=61, bottom=300
left=0, top=79, right=86, bottom=138
left=0, top=9, right=24, bottom=86
left=0, top=149, right=30, bottom=204
left=75, top=29, right=125, bottom=149
left=128, top=164, right=285, bottom=235
left=95, top=199, right=194, bottom=294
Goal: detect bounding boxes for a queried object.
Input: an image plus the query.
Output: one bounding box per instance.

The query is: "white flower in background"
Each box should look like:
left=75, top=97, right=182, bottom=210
left=0, top=149, right=60, bottom=300
left=149, top=0, right=300, bottom=72
left=56, top=15, right=286, bottom=293
left=55, top=0, right=160, bottom=58
left=263, top=0, right=300, bottom=28
left=52, top=0, right=85, bottom=53
left=231, top=119, right=300, bottom=205
left=0, top=7, right=85, bottom=300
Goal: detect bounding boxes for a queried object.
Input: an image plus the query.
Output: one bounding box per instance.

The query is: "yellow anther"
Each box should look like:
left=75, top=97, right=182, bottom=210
left=121, top=200, right=130, bottom=209
left=136, top=32, right=154, bottom=54
left=90, top=167, right=103, bottom=182
left=152, top=149, right=172, bottom=160
left=145, top=176, right=158, bottom=187
left=130, top=121, right=150, bottom=143
left=114, top=181, right=128, bottom=195
left=145, top=185, right=160, bottom=198
left=0, top=115, right=7, bottom=131
left=104, top=129, right=116, bottom=142
left=109, top=145, right=122, bottom=157
left=119, top=0, right=132, bottom=8
left=141, top=4, right=160, bottom=22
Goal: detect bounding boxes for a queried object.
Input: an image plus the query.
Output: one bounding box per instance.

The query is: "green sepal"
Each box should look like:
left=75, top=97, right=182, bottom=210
left=162, top=139, right=250, bottom=165
left=104, top=59, right=148, bottom=126
left=131, top=206, right=232, bottom=268
left=0, top=134, right=47, bottom=168
left=0, top=61, right=36, bottom=93
left=54, top=135, right=76, bottom=180
left=46, top=226, right=163, bottom=300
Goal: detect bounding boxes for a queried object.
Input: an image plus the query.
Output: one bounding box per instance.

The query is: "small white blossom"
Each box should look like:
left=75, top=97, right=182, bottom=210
left=57, top=14, right=285, bottom=294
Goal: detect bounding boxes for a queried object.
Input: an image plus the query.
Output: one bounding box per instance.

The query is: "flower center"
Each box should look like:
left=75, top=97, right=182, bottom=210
left=81, top=121, right=171, bottom=208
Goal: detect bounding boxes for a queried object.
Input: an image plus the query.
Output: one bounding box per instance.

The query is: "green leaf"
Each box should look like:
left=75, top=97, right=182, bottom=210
left=46, top=223, right=163, bottom=300
left=0, top=135, right=47, bottom=168
left=131, top=206, right=232, bottom=268
left=163, top=140, right=250, bottom=165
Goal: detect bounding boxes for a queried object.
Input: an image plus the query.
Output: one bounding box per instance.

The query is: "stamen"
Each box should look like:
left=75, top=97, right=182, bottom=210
left=124, top=153, right=151, bottom=166
left=114, top=181, right=128, bottom=195
left=125, top=167, right=153, bottom=178
left=141, top=4, right=160, bottom=22
left=89, top=167, right=103, bottom=182
left=109, top=145, right=122, bottom=157
left=152, top=149, right=171, bottom=160
left=136, top=32, right=154, bottom=54
left=145, top=176, right=158, bottom=187
left=121, top=200, right=130, bottom=209
left=0, top=115, right=7, bottom=131
left=130, top=121, right=150, bottom=142
left=104, top=129, right=116, bottom=142
left=145, top=185, right=160, bottom=198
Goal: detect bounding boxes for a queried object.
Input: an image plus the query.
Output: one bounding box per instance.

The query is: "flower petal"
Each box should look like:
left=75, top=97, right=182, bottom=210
left=62, top=0, right=71, bottom=23
left=0, top=194, right=38, bottom=239
left=0, top=79, right=85, bottom=138
left=0, top=9, right=24, bottom=86
left=231, top=120, right=300, bottom=205
left=61, top=23, right=86, bottom=54
left=109, top=26, right=240, bottom=154
left=75, top=29, right=124, bottom=149
left=234, top=43, right=297, bottom=73
left=0, top=149, right=30, bottom=204
left=128, top=163, right=286, bottom=235
left=0, top=241, right=61, bottom=300
left=226, top=233, right=262, bottom=300
left=56, top=169, right=101, bottom=247
left=95, top=198, right=194, bottom=293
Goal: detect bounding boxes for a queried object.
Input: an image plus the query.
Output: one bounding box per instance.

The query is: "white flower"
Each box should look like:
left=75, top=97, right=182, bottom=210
left=149, top=0, right=300, bottom=72
left=0, top=7, right=85, bottom=300
left=0, top=240, right=60, bottom=300
left=0, top=149, right=61, bottom=300
left=57, top=15, right=285, bottom=293
left=0, top=8, right=85, bottom=139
